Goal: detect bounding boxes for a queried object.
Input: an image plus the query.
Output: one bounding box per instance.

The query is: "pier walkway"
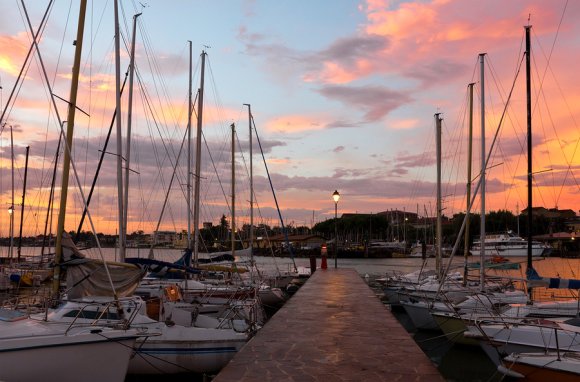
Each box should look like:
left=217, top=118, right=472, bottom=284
left=214, top=268, right=443, bottom=381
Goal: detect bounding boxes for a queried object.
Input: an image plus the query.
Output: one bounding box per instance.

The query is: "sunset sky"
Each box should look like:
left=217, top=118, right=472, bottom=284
left=0, top=0, right=578, bottom=237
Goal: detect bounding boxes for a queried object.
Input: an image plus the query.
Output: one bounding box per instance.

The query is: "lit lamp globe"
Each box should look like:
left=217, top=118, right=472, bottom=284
left=332, top=190, right=340, bottom=204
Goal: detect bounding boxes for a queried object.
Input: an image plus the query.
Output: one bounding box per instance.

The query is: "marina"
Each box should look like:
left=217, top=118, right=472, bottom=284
left=4, top=250, right=580, bottom=381
left=0, top=1, right=579, bottom=381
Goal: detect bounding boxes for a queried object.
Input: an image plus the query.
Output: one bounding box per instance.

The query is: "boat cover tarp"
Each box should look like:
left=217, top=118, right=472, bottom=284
left=65, top=260, right=145, bottom=298
left=60, top=232, right=146, bottom=298
left=526, top=266, right=580, bottom=289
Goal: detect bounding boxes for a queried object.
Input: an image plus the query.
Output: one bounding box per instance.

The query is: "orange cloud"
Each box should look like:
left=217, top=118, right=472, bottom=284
left=306, top=59, right=374, bottom=84
left=0, top=33, right=30, bottom=78
left=365, top=1, right=437, bottom=41
left=265, top=115, right=327, bottom=134
left=267, top=157, right=291, bottom=166
left=388, top=118, right=420, bottom=130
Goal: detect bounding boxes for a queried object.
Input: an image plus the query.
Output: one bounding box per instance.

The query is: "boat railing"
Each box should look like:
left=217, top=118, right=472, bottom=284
left=63, top=297, right=143, bottom=333
left=216, top=296, right=262, bottom=333
left=1, top=287, right=52, bottom=315
left=472, top=316, right=573, bottom=358
left=181, top=284, right=263, bottom=329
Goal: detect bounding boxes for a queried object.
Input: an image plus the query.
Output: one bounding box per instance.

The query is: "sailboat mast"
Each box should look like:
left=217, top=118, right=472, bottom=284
left=479, top=53, right=486, bottom=291
left=231, top=123, right=236, bottom=258
left=245, top=104, right=254, bottom=270
left=41, top=132, right=61, bottom=259
left=525, top=25, right=533, bottom=271
left=193, top=51, right=206, bottom=266
left=9, top=126, right=14, bottom=260
left=52, top=0, right=87, bottom=295
left=187, top=41, right=193, bottom=250
left=464, top=83, right=475, bottom=284
left=114, top=0, right=125, bottom=262
left=435, top=113, right=442, bottom=277
left=17, top=146, right=29, bottom=261
left=122, top=12, right=141, bottom=255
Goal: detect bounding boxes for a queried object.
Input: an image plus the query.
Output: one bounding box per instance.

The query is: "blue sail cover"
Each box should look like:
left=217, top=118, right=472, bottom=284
left=125, top=249, right=200, bottom=278
left=526, top=266, right=580, bottom=289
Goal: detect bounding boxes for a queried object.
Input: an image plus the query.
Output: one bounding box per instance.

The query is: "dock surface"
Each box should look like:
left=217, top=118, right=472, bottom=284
left=214, top=268, right=443, bottom=381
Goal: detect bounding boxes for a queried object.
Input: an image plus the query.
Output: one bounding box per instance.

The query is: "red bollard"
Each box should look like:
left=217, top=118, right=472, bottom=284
left=321, top=244, right=328, bottom=270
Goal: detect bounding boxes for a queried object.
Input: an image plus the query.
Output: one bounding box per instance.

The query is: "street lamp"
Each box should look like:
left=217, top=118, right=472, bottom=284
left=332, top=190, right=340, bottom=268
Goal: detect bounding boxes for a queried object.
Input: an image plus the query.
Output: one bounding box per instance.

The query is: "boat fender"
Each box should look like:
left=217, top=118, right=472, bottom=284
left=497, top=365, right=524, bottom=378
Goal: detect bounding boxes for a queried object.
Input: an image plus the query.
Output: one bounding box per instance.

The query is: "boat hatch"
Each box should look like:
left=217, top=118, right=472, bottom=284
left=63, top=309, right=120, bottom=320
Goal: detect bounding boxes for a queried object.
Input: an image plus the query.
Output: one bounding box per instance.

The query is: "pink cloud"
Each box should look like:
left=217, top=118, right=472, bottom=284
left=265, top=114, right=326, bottom=133
left=0, top=32, right=30, bottom=78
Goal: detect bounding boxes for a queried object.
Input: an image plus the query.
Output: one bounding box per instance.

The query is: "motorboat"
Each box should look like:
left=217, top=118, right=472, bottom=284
left=470, top=231, right=551, bottom=257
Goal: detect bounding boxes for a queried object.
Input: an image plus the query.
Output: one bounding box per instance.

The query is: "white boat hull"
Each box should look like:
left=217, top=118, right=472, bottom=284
left=128, top=326, right=247, bottom=374
left=466, top=320, right=580, bottom=366
left=401, top=300, right=441, bottom=330
left=470, top=245, right=546, bottom=257
left=0, top=330, right=137, bottom=382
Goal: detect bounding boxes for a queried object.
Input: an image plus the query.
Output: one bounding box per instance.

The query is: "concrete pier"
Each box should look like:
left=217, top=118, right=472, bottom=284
left=214, top=268, right=443, bottom=381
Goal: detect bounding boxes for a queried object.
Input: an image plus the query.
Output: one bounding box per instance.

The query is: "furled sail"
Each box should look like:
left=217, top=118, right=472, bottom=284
left=526, top=266, right=580, bottom=289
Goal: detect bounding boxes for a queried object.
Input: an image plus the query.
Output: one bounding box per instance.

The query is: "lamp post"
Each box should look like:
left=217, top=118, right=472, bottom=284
left=332, top=190, right=340, bottom=268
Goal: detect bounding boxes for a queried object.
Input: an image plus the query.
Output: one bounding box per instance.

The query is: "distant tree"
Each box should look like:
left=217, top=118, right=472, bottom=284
left=219, top=214, right=229, bottom=229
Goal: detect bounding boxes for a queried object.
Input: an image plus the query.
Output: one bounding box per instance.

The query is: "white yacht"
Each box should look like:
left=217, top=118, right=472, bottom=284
left=470, top=230, right=551, bottom=257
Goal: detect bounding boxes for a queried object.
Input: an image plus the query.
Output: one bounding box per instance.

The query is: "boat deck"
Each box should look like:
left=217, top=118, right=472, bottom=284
left=213, top=268, right=443, bottom=381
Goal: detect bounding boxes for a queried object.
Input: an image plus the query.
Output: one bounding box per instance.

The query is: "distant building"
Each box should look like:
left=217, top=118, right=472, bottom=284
left=174, top=230, right=189, bottom=248
left=521, top=207, right=577, bottom=219
left=565, top=218, right=580, bottom=234
left=153, top=230, right=176, bottom=247
left=377, top=210, right=419, bottom=224
left=257, top=234, right=326, bottom=250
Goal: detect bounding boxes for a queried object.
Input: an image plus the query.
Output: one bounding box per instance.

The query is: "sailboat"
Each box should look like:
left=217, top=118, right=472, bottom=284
left=463, top=25, right=580, bottom=368
left=0, top=2, right=147, bottom=381
left=112, top=44, right=255, bottom=375
left=499, top=350, right=580, bottom=381
left=398, top=114, right=509, bottom=330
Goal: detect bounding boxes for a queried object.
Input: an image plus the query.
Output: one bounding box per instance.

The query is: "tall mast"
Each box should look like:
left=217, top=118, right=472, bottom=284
left=17, top=146, right=30, bottom=261
left=525, top=25, right=533, bottom=272
left=231, top=123, right=236, bottom=258
left=193, top=51, right=206, bottom=267
left=52, top=0, right=87, bottom=295
left=9, top=126, right=14, bottom=260
left=122, top=12, right=141, bottom=256
left=114, top=0, right=124, bottom=261
left=479, top=53, right=486, bottom=291
left=187, top=41, right=193, bottom=250
left=464, top=83, right=475, bottom=284
left=244, top=103, right=254, bottom=273
left=435, top=113, right=442, bottom=277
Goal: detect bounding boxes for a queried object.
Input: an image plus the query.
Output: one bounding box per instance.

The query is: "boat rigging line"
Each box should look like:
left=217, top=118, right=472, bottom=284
left=252, top=115, right=297, bottom=272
